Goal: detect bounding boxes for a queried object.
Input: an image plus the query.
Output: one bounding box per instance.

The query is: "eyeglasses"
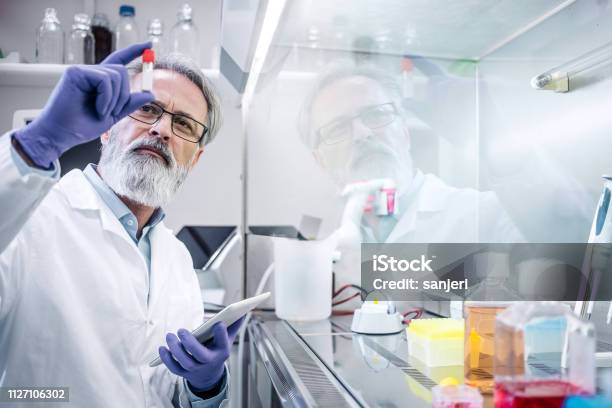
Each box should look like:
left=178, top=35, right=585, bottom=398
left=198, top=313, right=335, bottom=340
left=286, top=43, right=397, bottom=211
left=315, top=102, right=398, bottom=148
left=129, top=102, right=208, bottom=144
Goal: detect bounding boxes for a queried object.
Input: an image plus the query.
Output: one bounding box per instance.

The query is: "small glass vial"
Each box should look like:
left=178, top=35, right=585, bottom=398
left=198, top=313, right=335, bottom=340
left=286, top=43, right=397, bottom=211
left=66, top=13, right=95, bottom=65
left=141, top=49, right=155, bottom=92
left=375, top=179, right=398, bottom=216
left=36, top=8, right=64, bottom=64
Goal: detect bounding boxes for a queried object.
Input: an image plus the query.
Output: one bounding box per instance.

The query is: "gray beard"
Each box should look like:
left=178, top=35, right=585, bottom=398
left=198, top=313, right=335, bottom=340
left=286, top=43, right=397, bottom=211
left=98, top=131, right=191, bottom=208
left=335, top=142, right=414, bottom=194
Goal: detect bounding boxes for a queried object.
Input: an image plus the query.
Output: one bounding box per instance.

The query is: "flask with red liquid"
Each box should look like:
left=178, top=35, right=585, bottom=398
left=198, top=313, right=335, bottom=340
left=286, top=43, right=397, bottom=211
left=494, top=302, right=595, bottom=408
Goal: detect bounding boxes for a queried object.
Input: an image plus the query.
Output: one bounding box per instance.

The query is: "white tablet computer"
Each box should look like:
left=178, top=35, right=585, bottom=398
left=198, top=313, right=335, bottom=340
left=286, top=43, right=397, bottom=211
left=149, top=292, right=270, bottom=367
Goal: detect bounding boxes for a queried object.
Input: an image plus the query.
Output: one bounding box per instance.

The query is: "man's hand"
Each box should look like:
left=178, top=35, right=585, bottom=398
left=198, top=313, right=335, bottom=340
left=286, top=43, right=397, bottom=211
left=13, top=42, right=155, bottom=168
left=159, top=318, right=244, bottom=393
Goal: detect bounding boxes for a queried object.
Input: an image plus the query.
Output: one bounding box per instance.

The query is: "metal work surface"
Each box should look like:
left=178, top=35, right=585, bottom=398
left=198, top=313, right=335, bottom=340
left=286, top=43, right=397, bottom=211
left=249, top=314, right=467, bottom=407
left=248, top=316, right=360, bottom=407
left=250, top=314, right=612, bottom=407
left=287, top=316, right=458, bottom=407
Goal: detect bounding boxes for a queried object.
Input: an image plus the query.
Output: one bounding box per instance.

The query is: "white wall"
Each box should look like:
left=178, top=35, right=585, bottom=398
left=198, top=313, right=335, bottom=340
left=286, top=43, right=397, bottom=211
left=164, top=73, right=243, bottom=232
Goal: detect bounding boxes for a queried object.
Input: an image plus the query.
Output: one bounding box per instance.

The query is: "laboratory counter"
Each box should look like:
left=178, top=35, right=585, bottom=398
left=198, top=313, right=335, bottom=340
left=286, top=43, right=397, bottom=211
left=246, top=313, right=487, bottom=407
left=245, top=313, right=612, bottom=407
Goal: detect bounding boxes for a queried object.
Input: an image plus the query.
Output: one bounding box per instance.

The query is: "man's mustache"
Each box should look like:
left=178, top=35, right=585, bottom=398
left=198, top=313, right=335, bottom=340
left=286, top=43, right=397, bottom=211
left=127, top=139, right=174, bottom=167
left=350, top=142, right=399, bottom=168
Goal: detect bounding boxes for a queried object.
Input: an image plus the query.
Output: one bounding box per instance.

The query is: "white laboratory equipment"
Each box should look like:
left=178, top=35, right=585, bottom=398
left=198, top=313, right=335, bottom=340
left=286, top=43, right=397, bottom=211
left=350, top=300, right=404, bottom=334
left=273, top=234, right=336, bottom=321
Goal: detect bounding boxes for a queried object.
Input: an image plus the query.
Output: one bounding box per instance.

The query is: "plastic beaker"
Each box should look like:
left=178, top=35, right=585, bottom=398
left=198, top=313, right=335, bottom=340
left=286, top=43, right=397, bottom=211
left=273, top=235, right=336, bottom=321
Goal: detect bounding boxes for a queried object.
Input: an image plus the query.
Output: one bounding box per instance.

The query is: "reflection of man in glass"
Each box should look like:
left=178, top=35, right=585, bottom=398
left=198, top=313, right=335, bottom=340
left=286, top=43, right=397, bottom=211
left=298, top=66, right=523, bottom=244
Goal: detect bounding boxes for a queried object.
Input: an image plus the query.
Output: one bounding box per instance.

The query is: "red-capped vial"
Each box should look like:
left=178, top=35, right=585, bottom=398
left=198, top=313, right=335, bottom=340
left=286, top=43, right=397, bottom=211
left=142, top=48, right=155, bottom=92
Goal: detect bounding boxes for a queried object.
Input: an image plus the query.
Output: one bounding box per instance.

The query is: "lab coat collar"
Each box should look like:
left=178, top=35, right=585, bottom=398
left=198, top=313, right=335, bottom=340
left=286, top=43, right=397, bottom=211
left=57, top=170, right=162, bottom=246
left=59, top=169, right=108, bottom=212
left=59, top=168, right=166, bottom=230
left=414, top=171, right=456, bottom=213
left=384, top=171, right=453, bottom=242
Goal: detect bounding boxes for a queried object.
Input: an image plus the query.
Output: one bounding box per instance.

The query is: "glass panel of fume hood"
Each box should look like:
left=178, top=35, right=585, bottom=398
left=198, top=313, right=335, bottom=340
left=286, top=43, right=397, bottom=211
left=245, top=0, right=540, bottom=298
left=276, top=0, right=576, bottom=63
left=475, top=0, right=612, bottom=334
left=244, top=0, right=612, bottom=306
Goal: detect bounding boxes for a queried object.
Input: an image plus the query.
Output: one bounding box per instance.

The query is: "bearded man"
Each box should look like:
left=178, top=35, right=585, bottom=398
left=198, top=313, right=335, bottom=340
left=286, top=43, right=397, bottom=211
left=0, top=43, right=237, bottom=407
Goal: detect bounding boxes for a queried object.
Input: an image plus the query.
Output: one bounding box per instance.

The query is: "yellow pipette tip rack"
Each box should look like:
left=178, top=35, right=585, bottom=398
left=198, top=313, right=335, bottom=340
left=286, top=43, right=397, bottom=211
left=407, top=318, right=464, bottom=367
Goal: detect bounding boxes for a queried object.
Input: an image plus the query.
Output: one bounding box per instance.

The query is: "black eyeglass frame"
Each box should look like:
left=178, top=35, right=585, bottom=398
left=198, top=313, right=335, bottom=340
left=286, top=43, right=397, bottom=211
left=129, top=102, right=209, bottom=144
left=314, top=102, right=399, bottom=148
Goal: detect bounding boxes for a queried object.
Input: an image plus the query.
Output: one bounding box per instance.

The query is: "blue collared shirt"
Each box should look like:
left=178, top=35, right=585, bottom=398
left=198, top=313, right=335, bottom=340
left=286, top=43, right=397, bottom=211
left=83, top=164, right=165, bottom=274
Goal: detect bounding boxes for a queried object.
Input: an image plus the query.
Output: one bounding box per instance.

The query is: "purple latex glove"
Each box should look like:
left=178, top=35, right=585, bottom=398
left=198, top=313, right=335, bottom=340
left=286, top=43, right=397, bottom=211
left=14, top=42, right=155, bottom=168
left=159, top=317, right=245, bottom=392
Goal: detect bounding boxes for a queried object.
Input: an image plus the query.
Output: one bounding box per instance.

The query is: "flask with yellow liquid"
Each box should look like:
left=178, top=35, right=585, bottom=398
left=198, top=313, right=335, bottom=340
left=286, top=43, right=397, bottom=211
left=462, top=252, right=521, bottom=394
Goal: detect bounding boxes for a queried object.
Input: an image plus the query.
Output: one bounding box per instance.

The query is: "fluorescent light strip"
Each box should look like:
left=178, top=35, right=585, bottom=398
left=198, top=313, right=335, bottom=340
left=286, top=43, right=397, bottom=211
left=241, top=0, right=287, bottom=119
left=532, top=40, right=612, bottom=91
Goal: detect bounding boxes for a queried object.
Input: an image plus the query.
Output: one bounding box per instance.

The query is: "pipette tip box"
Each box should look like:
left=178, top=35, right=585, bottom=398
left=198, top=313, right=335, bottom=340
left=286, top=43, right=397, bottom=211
left=407, top=318, right=464, bottom=367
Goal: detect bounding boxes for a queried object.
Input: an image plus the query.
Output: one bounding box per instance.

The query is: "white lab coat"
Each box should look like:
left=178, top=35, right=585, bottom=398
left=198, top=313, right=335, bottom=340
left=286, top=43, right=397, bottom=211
left=0, top=136, right=209, bottom=407
left=334, top=172, right=523, bottom=288
left=362, top=171, right=523, bottom=243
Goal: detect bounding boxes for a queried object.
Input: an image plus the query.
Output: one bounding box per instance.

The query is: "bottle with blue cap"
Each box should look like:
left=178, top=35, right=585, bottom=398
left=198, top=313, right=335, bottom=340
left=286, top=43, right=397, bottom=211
left=115, top=5, right=140, bottom=50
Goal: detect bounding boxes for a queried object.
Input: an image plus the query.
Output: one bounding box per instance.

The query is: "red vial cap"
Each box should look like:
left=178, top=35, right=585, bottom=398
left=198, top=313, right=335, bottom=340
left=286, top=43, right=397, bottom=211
left=142, top=49, right=155, bottom=63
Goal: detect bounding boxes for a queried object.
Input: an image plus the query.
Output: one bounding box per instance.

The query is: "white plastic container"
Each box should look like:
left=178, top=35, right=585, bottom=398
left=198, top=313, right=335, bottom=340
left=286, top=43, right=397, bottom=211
left=273, top=235, right=336, bottom=321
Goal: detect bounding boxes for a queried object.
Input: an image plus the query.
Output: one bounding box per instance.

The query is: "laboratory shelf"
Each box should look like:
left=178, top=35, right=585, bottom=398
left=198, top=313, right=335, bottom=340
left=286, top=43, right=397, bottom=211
left=0, top=63, right=220, bottom=87
left=0, top=63, right=66, bottom=87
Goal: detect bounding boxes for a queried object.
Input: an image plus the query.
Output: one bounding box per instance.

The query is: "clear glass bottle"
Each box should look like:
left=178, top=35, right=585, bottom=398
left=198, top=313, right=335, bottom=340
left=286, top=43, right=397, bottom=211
left=91, top=13, right=113, bottom=63
left=170, top=4, right=200, bottom=65
left=115, top=5, right=140, bottom=50
left=147, top=19, right=166, bottom=56
left=66, top=13, right=95, bottom=65
left=36, top=8, right=64, bottom=64
left=463, top=252, right=521, bottom=394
